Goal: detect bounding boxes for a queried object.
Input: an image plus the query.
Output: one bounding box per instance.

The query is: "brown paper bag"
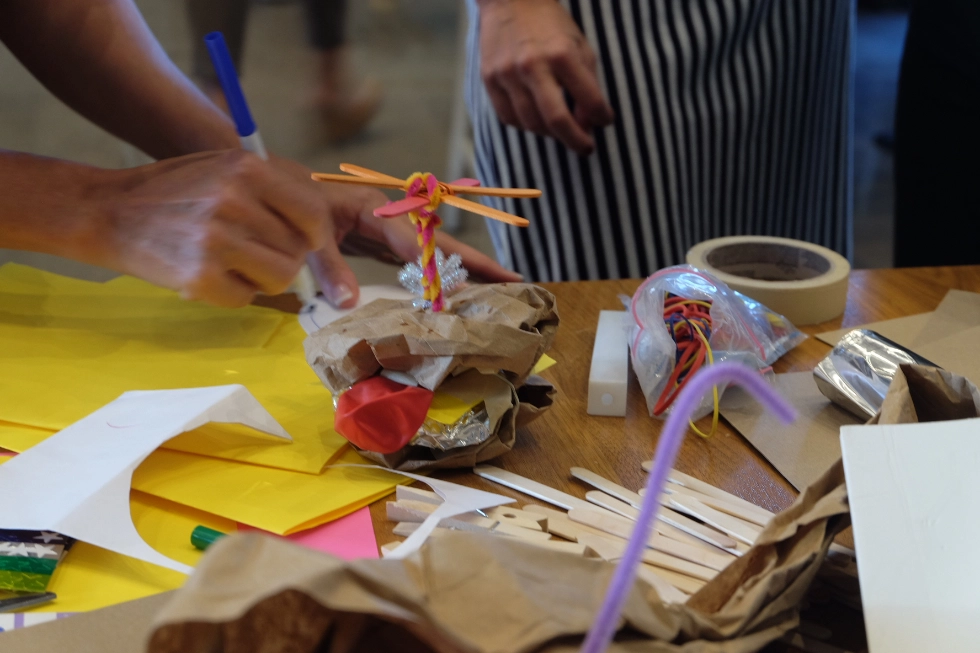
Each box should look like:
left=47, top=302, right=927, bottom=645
left=304, top=283, right=559, bottom=392
left=146, top=456, right=849, bottom=653
left=870, top=364, right=980, bottom=425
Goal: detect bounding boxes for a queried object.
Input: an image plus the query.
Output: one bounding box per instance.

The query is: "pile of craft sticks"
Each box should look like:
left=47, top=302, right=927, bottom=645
left=382, top=463, right=842, bottom=604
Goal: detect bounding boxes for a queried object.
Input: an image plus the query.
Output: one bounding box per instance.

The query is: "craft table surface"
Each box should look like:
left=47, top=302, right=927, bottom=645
left=360, top=265, right=979, bottom=653
left=370, top=266, right=980, bottom=534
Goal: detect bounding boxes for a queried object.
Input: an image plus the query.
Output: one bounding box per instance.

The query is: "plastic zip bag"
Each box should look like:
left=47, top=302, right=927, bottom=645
left=626, top=265, right=806, bottom=420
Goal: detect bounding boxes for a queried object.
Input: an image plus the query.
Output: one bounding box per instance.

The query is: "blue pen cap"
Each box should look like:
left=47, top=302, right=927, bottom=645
left=204, top=32, right=256, bottom=137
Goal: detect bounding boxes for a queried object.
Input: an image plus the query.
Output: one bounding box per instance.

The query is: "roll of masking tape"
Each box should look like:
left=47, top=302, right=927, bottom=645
left=686, top=236, right=850, bottom=325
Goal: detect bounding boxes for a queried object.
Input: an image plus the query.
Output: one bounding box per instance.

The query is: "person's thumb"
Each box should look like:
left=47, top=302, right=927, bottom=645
left=308, top=242, right=360, bottom=309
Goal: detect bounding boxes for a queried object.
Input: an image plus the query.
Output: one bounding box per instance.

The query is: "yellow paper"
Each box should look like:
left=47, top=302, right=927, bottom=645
left=426, top=393, right=482, bottom=426
left=0, top=421, right=53, bottom=453
left=132, top=446, right=400, bottom=535
left=20, top=492, right=237, bottom=613
left=0, top=329, right=344, bottom=473
left=532, top=353, right=557, bottom=375
left=0, top=265, right=285, bottom=350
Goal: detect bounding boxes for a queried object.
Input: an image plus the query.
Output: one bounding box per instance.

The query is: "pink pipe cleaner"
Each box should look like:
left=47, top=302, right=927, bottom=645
left=580, top=362, right=797, bottom=653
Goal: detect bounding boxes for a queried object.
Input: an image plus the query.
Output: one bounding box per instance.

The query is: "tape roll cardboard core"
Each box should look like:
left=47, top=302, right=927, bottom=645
left=704, top=243, right=831, bottom=282
left=686, top=236, right=850, bottom=326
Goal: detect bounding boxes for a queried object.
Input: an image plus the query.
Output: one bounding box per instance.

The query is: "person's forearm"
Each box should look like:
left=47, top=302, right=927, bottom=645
left=0, top=150, right=116, bottom=266
left=0, top=0, right=238, bottom=160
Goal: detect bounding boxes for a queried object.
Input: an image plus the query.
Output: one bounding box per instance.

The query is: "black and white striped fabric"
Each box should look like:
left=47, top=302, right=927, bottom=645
left=464, top=0, right=854, bottom=282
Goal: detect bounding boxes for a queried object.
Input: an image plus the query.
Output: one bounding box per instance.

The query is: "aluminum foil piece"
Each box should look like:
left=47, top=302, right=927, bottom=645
left=412, top=406, right=492, bottom=451
left=333, top=389, right=492, bottom=451
left=813, top=329, right=938, bottom=419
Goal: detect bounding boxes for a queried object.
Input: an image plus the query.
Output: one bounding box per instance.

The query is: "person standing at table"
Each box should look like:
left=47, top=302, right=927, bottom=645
left=186, top=0, right=382, bottom=142
left=465, top=0, right=853, bottom=281
left=0, top=0, right=516, bottom=308
left=893, top=0, right=980, bottom=267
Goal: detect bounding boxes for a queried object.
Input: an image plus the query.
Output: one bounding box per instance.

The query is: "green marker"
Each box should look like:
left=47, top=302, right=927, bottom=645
left=191, top=525, right=227, bottom=551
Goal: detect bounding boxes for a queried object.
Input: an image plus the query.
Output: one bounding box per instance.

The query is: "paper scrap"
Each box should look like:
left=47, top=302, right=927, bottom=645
left=335, top=466, right=514, bottom=559
left=816, top=312, right=931, bottom=348
left=841, top=418, right=980, bottom=653
left=0, top=385, right=289, bottom=574
left=720, top=372, right=860, bottom=490
left=132, top=446, right=401, bottom=535
left=914, top=325, right=980, bottom=387
left=240, top=506, right=378, bottom=560
left=298, top=286, right=415, bottom=335
left=912, top=289, right=980, bottom=347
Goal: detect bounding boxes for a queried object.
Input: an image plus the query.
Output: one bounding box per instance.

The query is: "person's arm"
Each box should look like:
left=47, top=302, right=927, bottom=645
left=0, top=0, right=236, bottom=159
left=0, top=148, right=328, bottom=307
left=477, top=0, right=615, bottom=155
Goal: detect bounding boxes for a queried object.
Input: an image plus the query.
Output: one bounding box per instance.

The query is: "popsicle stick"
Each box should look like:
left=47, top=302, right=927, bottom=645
left=568, top=508, right=733, bottom=572
left=311, top=173, right=406, bottom=190
left=644, top=463, right=776, bottom=522
left=663, top=483, right=772, bottom=528
left=640, top=564, right=707, bottom=596
left=441, top=195, right=530, bottom=226
left=339, top=163, right=405, bottom=183
left=446, top=186, right=542, bottom=199
left=524, top=504, right=620, bottom=544
left=585, top=490, right=739, bottom=553
left=575, top=533, right=717, bottom=583
left=380, top=541, right=401, bottom=556
left=386, top=500, right=497, bottom=532
left=638, top=470, right=773, bottom=528
left=570, top=467, right=643, bottom=508
left=491, top=521, right=553, bottom=541
left=486, top=506, right=546, bottom=531
left=396, top=485, right=442, bottom=505
left=634, top=565, right=690, bottom=604
left=474, top=465, right=595, bottom=512
left=667, top=495, right=762, bottom=546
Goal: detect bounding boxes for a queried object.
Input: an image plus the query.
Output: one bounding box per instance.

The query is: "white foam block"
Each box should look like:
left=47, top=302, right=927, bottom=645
left=841, top=417, right=980, bottom=653
left=587, top=310, right=630, bottom=416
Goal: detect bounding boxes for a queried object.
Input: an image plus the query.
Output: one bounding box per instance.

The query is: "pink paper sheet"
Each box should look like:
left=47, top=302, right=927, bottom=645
left=240, top=506, right=378, bottom=560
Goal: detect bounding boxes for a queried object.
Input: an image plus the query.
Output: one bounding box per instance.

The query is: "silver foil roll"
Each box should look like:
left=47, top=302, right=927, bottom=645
left=813, top=329, right=938, bottom=419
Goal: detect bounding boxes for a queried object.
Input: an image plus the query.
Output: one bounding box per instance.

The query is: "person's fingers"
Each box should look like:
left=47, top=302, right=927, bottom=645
left=180, top=266, right=258, bottom=308
left=553, top=48, right=615, bottom=128
left=219, top=195, right=308, bottom=258
left=307, top=240, right=360, bottom=309
left=433, top=231, right=524, bottom=283
left=485, top=77, right=521, bottom=128
left=497, top=70, right=548, bottom=135
left=222, top=239, right=304, bottom=295
left=227, top=152, right=329, bottom=251
left=524, top=72, right=595, bottom=154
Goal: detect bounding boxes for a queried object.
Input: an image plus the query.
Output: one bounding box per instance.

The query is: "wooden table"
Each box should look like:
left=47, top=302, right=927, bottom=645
left=371, top=265, right=980, bottom=538
left=366, top=266, right=980, bottom=652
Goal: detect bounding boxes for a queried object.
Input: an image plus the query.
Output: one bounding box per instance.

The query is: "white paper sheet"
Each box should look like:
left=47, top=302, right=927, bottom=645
left=841, top=418, right=980, bottom=653
left=0, top=385, right=289, bottom=574
left=331, top=465, right=514, bottom=558
left=299, top=286, right=415, bottom=335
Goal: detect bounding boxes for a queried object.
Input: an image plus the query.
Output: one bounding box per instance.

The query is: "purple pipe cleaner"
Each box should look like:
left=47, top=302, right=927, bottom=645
left=580, top=362, right=797, bottom=653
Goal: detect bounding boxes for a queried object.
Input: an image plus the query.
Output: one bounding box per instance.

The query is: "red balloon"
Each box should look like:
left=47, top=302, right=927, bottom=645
left=335, top=376, right=434, bottom=454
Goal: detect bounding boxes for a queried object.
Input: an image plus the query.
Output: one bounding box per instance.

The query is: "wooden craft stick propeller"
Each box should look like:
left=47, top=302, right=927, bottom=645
left=312, top=164, right=540, bottom=312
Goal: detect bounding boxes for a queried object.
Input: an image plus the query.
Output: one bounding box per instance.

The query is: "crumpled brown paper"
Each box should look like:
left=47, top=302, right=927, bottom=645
left=304, top=283, right=559, bottom=392
left=870, top=364, right=980, bottom=425
left=146, top=454, right=849, bottom=653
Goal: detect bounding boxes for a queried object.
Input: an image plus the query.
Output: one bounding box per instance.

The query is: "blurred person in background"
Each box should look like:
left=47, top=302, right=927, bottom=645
left=465, top=0, right=854, bottom=281
left=893, top=0, right=980, bottom=266
left=187, top=0, right=382, bottom=142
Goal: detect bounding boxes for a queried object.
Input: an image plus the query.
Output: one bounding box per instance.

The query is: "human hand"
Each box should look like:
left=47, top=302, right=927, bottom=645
left=478, top=0, right=614, bottom=154
left=98, top=150, right=329, bottom=307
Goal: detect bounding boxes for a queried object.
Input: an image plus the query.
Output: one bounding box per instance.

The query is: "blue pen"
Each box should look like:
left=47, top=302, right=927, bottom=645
left=204, top=32, right=268, bottom=159
left=204, top=31, right=317, bottom=306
